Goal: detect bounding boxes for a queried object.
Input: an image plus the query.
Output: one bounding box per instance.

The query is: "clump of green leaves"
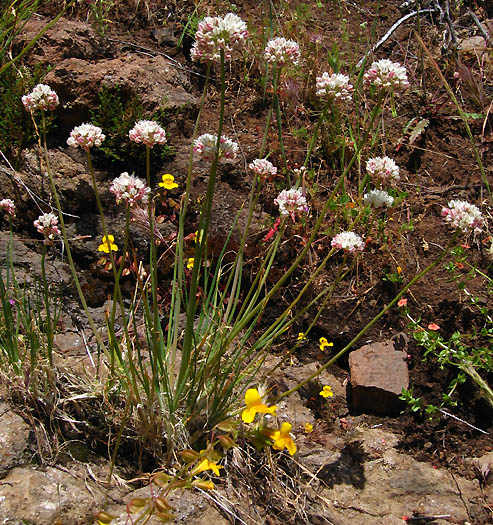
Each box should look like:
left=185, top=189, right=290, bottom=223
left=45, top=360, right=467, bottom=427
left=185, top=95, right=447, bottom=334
left=89, top=84, right=174, bottom=172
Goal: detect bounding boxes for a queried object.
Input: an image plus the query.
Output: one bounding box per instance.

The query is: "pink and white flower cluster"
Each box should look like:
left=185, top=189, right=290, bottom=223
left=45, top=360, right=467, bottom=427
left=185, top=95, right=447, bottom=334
left=129, top=120, right=167, bottom=148
left=316, top=72, right=353, bottom=103
left=265, top=37, right=300, bottom=67
left=191, top=12, right=248, bottom=63
left=0, top=198, right=15, bottom=218
left=34, top=212, right=60, bottom=244
left=331, top=231, right=365, bottom=253
left=110, top=172, right=150, bottom=206
left=193, top=133, right=238, bottom=162
left=22, top=84, right=59, bottom=112
left=441, top=200, right=483, bottom=233
left=363, top=189, right=394, bottom=208
left=274, top=188, right=307, bottom=221
left=67, top=123, right=105, bottom=151
left=366, top=156, right=400, bottom=182
left=364, top=59, right=409, bottom=91
left=249, top=158, right=277, bottom=179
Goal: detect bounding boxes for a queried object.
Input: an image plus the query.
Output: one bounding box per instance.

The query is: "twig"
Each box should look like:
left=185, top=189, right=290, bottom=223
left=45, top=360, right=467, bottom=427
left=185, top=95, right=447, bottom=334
left=357, top=9, right=437, bottom=68
left=467, top=9, right=493, bottom=47
left=439, top=409, right=489, bottom=434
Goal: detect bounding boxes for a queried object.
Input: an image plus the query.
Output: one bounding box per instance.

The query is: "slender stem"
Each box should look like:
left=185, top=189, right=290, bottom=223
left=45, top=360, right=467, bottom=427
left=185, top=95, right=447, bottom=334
left=278, top=233, right=459, bottom=400
left=272, top=65, right=289, bottom=182
left=40, top=245, right=53, bottom=366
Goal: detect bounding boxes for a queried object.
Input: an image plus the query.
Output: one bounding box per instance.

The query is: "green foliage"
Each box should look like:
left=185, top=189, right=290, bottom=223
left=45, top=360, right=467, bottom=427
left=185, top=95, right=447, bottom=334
left=89, top=84, right=174, bottom=171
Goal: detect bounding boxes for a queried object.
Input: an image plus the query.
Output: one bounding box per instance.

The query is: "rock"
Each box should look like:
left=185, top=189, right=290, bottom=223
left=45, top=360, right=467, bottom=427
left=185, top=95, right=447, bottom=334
left=0, top=401, right=31, bottom=478
left=348, top=340, right=408, bottom=415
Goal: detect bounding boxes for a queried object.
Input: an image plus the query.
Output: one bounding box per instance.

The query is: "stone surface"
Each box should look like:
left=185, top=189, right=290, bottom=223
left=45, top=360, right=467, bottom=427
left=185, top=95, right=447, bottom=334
left=349, top=340, right=408, bottom=415
left=0, top=401, right=31, bottom=478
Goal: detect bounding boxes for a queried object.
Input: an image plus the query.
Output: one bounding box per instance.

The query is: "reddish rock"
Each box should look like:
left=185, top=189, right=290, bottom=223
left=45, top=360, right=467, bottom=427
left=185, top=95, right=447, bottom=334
left=349, top=340, right=409, bottom=415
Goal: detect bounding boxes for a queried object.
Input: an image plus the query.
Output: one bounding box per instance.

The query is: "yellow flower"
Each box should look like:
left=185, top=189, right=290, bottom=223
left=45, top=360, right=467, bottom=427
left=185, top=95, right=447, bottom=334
left=241, top=388, right=277, bottom=423
left=158, top=173, right=179, bottom=190
left=319, top=337, right=333, bottom=351
left=319, top=385, right=334, bottom=398
left=97, top=235, right=118, bottom=253
left=304, top=422, right=313, bottom=434
left=194, top=230, right=203, bottom=244
left=187, top=257, right=194, bottom=269
left=297, top=332, right=306, bottom=341
left=397, top=266, right=402, bottom=274
left=271, top=422, right=296, bottom=455
left=193, top=458, right=223, bottom=476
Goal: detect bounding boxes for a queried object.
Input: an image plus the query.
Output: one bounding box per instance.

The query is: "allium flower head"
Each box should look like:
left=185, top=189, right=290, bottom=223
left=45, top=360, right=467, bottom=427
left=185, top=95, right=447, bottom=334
left=67, top=123, right=105, bottom=151
left=364, top=59, right=409, bottom=91
left=331, top=231, right=365, bottom=253
left=110, top=172, right=150, bottom=206
left=22, top=84, right=59, bottom=112
left=193, top=133, right=239, bottom=162
left=441, top=200, right=483, bottom=233
left=191, top=12, right=249, bottom=63
left=248, top=158, right=277, bottom=179
left=265, top=37, right=301, bottom=67
left=363, top=189, right=394, bottom=208
left=0, top=198, right=16, bottom=218
left=316, top=72, right=353, bottom=103
left=129, top=120, right=167, bottom=148
left=34, top=212, right=60, bottom=244
left=366, top=156, right=400, bottom=182
left=274, top=187, right=308, bottom=222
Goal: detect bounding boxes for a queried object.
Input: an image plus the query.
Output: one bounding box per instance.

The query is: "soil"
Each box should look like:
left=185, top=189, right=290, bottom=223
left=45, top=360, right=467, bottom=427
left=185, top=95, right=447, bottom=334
left=0, top=1, right=492, bottom=524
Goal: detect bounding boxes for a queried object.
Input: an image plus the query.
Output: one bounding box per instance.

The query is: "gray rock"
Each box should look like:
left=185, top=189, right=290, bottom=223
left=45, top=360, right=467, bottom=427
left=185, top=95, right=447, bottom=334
left=349, top=340, right=408, bottom=415
left=0, top=402, right=31, bottom=478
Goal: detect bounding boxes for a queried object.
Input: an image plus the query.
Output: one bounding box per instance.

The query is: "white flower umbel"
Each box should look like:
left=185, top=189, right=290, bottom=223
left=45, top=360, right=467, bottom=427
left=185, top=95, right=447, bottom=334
left=364, top=59, right=409, bottom=91
left=129, top=120, right=167, bottom=148
left=265, top=37, right=300, bottom=67
left=441, top=200, right=483, bottom=233
left=316, top=72, right=353, bottom=103
left=0, top=198, right=15, bottom=218
left=110, top=172, right=150, bottom=206
left=34, top=212, right=60, bottom=244
left=67, top=123, right=105, bottom=151
left=331, top=231, right=365, bottom=253
left=191, top=13, right=248, bottom=63
left=22, top=84, right=59, bottom=112
left=363, top=189, right=394, bottom=208
left=366, top=156, right=400, bottom=183
left=274, top=188, right=307, bottom=221
left=249, top=158, right=277, bottom=179
left=193, top=133, right=239, bottom=162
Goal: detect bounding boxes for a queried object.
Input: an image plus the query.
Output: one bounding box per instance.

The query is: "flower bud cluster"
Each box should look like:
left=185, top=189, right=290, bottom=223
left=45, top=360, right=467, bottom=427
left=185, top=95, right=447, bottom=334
left=22, top=84, right=59, bottom=112
left=193, top=133, right=238, bottom=162
left=34, top=212, right=60, bottom=244
left=265, top=37, right=300, bottom=67
left=129, top=120, right=167, bottom=148
left=316, top=72, right=353, bottom=103
left=441, top=200, right=483, bottom=233
left=331, top=231, right=365, bottom=253
left=110, top=172, right=150, bottom=206
left=191, top=13, right=248, bottom=63
left=274, top=188, right=307, bottom=221
left=363, top=189, right=394, bottom=208
left=67, top=123, right=106, bottom=151
left=364, top=59, right=409, bottom=91
left=366, top=156, right=400, bottom=182
left=0, top=198, right=15, bottom=218
left=248, top=158, right=277, bottom=179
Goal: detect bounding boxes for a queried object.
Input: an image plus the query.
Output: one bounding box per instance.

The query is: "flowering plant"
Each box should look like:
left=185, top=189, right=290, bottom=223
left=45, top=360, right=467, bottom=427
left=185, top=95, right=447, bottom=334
left=34, top=212, right=61, bottom=244
left=441, top=200, right=483, bottom=233
left=316, top=72, right=353, bottom=103
left=22, top=84, right=59, bottom=112
left=274, top=188, right=308, bottom=221
left=364, top=59, right=409, bottom=91
left=264, top=37, right=300, bottom=67
left=128, top=120, right=167, bottom=148
left=193, top=133, right=238, bottom=162
left=366, top=156, right=400, bottom=183
left=110, top=172, right=150, bottom=206
left=331, top=231, right=365, bottom=253
left=67, top=123, right=105, bottom=151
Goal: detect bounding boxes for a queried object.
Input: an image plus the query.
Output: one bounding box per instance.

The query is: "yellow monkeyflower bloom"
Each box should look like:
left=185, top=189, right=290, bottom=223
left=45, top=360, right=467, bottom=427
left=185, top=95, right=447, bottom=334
left=271, top=422, right=297, bottom=455
left=98, top=235, right=118, bottom=253
left=187, top=257, right=194, bottom=269
left=319, top=385, right=334, bottom=398
left=397, top=266, right=402, bottom=274
left=319, top=337, right=333, bottom=351
left=241, top=388, right=277, bottom=423
left=158, top=173, right=179, bottom=190
left=304, top=422, right=313, bottom=434
left=297, top=332, right=306, bottom=341
left=193, top=458, right=223, bottom=476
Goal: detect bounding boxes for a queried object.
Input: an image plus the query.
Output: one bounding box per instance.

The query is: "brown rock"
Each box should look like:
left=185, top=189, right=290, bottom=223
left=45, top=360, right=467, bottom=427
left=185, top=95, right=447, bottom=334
left=348, top=340, right=408, bottom=415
